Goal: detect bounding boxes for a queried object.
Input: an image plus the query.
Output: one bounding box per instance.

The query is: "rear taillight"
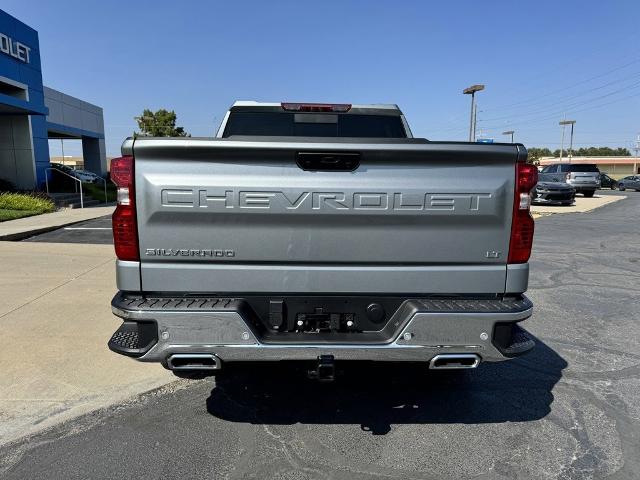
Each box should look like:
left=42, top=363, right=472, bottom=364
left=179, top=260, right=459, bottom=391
left=508, top=162, right=538, bottom=264
left=281, top=102, right=351, bottom=112
left=111, top=155, right=139, bottom=261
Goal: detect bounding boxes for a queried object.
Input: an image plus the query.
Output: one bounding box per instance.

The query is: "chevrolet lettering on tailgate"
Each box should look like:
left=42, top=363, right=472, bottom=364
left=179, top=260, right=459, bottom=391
left=161, top=189, right=494, bottom=213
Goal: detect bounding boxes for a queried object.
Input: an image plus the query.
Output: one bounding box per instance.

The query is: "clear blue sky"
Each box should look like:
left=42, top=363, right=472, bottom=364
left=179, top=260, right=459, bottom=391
left=4, top=0, right=640, bottom=157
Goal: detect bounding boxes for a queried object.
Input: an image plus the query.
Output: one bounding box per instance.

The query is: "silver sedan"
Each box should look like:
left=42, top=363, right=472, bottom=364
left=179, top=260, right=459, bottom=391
left=617, top=176, right=640, bottom=191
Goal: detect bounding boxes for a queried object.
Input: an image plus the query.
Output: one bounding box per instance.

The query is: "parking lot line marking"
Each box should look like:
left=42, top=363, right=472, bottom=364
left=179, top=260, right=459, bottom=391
left=63, top=227, right=112, bottom=230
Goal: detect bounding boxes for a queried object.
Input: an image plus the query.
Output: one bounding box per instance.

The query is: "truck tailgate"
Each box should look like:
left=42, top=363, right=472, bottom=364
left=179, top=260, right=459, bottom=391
left=132, top=138, right=520, bottom=294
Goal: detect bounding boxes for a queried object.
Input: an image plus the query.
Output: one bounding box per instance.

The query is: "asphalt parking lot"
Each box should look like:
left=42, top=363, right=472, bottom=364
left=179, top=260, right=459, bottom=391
left=2, top=190, right=639, bottom=479
left=22, top=215, right=113, bottom=244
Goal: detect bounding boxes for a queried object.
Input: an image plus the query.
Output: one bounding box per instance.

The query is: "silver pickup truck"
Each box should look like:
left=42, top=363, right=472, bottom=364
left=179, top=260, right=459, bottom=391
left=108, top=101, right=537, bottom=380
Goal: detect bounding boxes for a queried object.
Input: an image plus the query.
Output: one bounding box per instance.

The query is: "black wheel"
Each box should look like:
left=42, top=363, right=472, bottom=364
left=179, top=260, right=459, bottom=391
left=618, top=184, right=625, bottom=191
left=583, top=191, right=595, bottom=198
left=610, top=185, right=617, bottom=190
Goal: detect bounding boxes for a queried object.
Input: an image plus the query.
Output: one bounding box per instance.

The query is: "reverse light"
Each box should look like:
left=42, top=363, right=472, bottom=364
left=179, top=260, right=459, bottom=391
left=508, top=162, right=538, bottom=264
left=111, top=155, right=139, bottom=261
left=281, top=103, right=351, bottom=113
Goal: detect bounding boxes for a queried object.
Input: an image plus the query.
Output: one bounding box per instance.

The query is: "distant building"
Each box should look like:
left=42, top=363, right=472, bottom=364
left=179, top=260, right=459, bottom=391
left=50, top=155, right=115, bottom=171
left=49, top=156, right=84, bottom=168
left=0, top=9, right=106, bottom=189
left=538, top=156, right=639, bottom=178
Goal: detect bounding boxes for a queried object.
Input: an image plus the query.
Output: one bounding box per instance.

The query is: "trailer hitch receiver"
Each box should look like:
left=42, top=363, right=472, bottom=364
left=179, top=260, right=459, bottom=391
left=308, top=355, right=335, bottom=382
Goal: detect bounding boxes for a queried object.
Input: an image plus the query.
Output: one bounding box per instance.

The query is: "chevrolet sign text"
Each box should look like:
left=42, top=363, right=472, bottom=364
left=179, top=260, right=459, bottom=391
left=160, top=189, right=493, bottom=214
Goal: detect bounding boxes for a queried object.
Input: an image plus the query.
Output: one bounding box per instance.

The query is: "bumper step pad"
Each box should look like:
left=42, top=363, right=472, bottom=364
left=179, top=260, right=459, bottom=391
left=494, top=323, right=535, bottom=357
left=502, top=324, right=535, bottom=356
left=108, top=321, right=158, bottom=357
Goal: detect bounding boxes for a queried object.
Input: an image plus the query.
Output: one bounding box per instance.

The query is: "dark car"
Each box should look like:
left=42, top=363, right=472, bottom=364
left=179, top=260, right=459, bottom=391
left=50, top=162, right=73, bottom=173
left=599, top=173, right=618, bottom=190
left=617, top=175, right=640, bottom=191
left=532, top=181, right=576, bottom=206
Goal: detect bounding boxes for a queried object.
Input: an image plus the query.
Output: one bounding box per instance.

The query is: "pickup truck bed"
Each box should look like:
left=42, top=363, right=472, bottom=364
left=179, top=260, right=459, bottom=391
left=108, top=103, right=536, bottom=377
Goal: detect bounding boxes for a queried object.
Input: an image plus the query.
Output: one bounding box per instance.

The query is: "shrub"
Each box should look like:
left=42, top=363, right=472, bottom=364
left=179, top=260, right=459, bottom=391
left=84, top=182, right=117, bottom=202
left=0, top=192, right=56, bottom=213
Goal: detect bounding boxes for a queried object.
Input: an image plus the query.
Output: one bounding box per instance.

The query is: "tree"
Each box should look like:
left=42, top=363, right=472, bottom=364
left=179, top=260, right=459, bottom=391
left=527, top=147, right=553, bottom=164
left=135, top=109, right=189, bottom=137
left=552, top=146, right=630, bottom=157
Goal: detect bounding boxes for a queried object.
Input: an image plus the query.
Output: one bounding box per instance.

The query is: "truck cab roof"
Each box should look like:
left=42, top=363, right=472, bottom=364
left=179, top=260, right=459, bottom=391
left=217, top=101, right=412, bottom=138
left=230, top=101, right=403, bottom=115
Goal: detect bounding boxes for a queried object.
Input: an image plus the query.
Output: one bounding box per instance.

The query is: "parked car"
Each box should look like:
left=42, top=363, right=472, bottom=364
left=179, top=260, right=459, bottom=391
left=532, top=181, right=575, bottom=205
left=599, top=173, right=618, bottom=190
left=617, top=175, right=640, bottom=191
left=107, top=101, right=537, bottom=380
left=50, top=163, right=101, bottom=183
left=72, top=169, right=102, bottom=183
left=538, top=163, right=600, bottom=197
left=50, top=162, right=74, bottom=174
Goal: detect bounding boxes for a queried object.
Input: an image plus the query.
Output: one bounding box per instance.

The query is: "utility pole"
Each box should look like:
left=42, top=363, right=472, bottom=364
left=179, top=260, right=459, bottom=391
left=473, top=103, right=478, bottom=141
left=559, top=120, right=576, bottom=163
left=502, top=130, right=515, bottom=143
left=463, top=84, right=484, bottom=142
left=635, top=134, right=639, bottom=174
left=569, top=122, right=575, bottom=163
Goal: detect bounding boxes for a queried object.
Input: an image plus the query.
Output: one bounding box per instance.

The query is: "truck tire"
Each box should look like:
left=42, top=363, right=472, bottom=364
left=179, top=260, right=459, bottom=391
left=583, top=191, right=595, bottom=197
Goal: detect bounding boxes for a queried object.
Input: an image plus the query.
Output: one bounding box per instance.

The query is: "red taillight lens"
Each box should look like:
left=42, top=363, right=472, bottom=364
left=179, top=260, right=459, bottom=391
left=281, top=103, right=351, bottom=112
left=111, top=156, right=139, bottom=261
left=508, top=163, right=538, bottom=264
left=111, top=156, right=133, bottom=187
left=113, top=205, right=138, bottom=261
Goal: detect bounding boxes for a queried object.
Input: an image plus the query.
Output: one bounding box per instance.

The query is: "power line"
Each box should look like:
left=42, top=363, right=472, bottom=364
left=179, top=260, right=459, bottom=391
left=424, top=59, right=640, bottom=138
left=479, top=89, right=640, bottom=130
left=481, top=70, right=640, bottom=119
left=485, top=57, right=640, bottom=112
left=480, top=78, right=640, bottom=123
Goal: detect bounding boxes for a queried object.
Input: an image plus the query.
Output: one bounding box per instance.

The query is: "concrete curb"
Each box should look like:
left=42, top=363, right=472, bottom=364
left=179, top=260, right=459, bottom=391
left=1, top=219, right=96, bottom=241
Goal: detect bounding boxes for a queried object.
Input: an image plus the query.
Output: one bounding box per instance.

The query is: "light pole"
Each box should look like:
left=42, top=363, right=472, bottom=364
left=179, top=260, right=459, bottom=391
left=559, top=120, right=576, bottom=163
left=463, top=84, right=484, bottom=142
left=502, top=130, right=515, bottom=143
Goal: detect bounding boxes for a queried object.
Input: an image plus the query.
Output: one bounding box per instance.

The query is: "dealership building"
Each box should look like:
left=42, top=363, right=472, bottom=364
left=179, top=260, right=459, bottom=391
left=0, top=9, right=106, bottom=190
left=538, top=156, right=640, bottom=178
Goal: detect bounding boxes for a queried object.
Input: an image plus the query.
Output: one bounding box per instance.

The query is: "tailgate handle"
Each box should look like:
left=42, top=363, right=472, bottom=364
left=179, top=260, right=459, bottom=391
left=297, top=152, right=360, bottom=171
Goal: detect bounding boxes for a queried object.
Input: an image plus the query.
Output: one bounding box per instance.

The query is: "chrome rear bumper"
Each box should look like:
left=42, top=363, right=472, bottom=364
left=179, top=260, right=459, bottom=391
left=109, top=294, right=534, bottom=366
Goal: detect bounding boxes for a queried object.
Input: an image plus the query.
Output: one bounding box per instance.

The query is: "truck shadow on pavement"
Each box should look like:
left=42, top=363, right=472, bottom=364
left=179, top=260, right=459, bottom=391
left=206, top=336, right=566, bottom=435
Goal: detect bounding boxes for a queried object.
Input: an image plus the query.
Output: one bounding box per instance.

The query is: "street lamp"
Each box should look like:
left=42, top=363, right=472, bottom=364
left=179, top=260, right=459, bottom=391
left=463, top=84, right=485, bottom=142
left=559, top=120, right=576, bottom=162
left=502, top=130, right=515, bottom=143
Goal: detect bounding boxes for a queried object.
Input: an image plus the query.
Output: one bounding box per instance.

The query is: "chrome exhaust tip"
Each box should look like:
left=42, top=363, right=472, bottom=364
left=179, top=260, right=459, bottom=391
left=429, top=354, right=480, bottom=370
left=167, top=353, right=221, bottom=371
